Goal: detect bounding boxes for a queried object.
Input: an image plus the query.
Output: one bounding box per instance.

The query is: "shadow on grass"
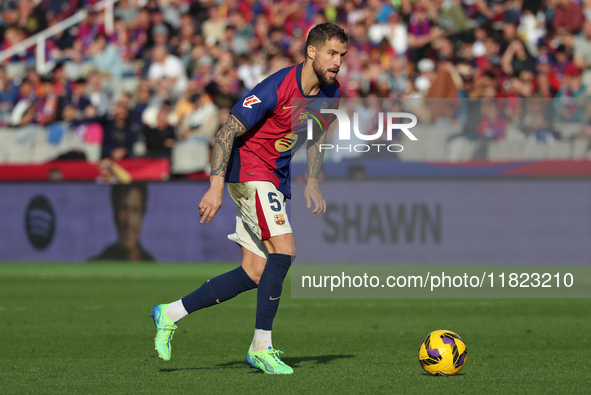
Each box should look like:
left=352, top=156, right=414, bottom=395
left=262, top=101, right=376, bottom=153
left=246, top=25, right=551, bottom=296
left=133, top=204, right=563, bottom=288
left=159, top=354, right=355, bottom=373
left=420, top=373, right=466, bottom=377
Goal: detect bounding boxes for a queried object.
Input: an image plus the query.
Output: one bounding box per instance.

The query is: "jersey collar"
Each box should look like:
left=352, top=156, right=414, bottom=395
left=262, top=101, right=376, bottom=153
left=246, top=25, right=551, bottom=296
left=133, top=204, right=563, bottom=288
left=296, top=63, right=321, bottom=99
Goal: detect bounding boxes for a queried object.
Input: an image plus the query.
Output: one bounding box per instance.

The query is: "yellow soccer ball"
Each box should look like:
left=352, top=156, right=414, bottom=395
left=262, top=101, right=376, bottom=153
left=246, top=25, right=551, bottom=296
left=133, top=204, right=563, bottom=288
left=418, top=330, right=467, bottom=376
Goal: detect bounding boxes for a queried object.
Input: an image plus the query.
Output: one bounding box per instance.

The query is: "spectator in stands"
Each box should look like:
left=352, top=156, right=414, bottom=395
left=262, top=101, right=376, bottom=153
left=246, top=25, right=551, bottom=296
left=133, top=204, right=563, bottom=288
left=130, top=81, right=150, bottom=133
left=407, top=3, right=442, bottom=64
left=147, top=44, right=188, bottom=97
left=477, top=99, right=508, bottom=140
left=102, top=102, right=136, bottom=160
left=143, top=106, right=175, bottom=159
left=76, top=101, right=134, bottom=160
left=146, top=6, right=175, bottom=49
left=151, top=26, right=171, bottom=54
left=146, top=79, right=174, bottom=109
left=551, top=44, right=570, bottom=83
left=17, top=0, right=47, bottom=36
left=177, top=91, right=219, bottom=144
left=573, top=21, right=591, bottom=88
left=65, top=78, right=91, bottom=118
left=129, top=7, right=149, bottom=58
left=77, top=10, right=104, bottom=54
left=428, top=0, right=470, bottom=39
left=87, top=34, right=124, bottom=79
left=201, top=6, right=227, bottom=46
left=46, top=11, right=76, bottom=63
left=520, top=98, right=557, bottom=142
left=35, top=76, right=59, bottom=126
left=97, top=157, right=132, bottom=184
left=0, top=65, right=18, bottom=125
left=87, top=73, right=111, bottom=115
left=115, top=0, right=138, bottom=24
left=174, top=14, right=198, bottom=69
left=552, top=0, right=585, bottom=34
left=111, top=18, right=135, bottom=62
left=2, top=26, right=34, bottom=63
left=501, top=40, right=537, bottom=77
left=555, top=63, right=588, bottom=122
left=192, top=54, right=215, bottom=91
left=8, top=78, right=37, bottom=127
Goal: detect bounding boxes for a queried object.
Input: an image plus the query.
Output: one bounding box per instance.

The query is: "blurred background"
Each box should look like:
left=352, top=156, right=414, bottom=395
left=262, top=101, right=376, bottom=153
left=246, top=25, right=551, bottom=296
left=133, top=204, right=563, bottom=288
left=1, top=0, right=591, bottom=263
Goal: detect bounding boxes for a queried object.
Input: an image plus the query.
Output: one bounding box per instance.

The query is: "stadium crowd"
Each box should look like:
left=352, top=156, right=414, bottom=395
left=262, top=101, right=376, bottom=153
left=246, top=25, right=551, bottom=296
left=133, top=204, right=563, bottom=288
left=1, top=0, right=591, bottom=174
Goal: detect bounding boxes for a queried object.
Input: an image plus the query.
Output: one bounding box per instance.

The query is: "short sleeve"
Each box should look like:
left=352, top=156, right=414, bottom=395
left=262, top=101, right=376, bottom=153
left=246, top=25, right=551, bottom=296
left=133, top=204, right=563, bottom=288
left=230, top=79, right=279, bottom=131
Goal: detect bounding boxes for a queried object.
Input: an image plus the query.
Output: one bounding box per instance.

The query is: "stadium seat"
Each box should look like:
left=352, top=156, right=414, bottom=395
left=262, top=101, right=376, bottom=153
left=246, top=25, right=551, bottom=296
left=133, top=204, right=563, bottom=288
left=423, top=126, right=460, bottom=161
left=554, top=122, right=583, bottom=139
left=32, top=142, right=61, bottom=163
left=82, top=144, right=101, bottom=163
left=486, top=140, right=502, bottom=161
left=398, top=125, right=425, bottom=161
left=522, top=140, right=549, bottom=160
left=547, top=140, right=572, bottom=159
left=0, top=129, right=12, bottom=163
left=498, top=140, right=525, bottom=161
left=7, top=139, right=32, bottom=164
left=446, top=136, right=479, bottom=162
left=572, top=139, right=590, bottom=158
left=47, top=123, right=67, bottom=145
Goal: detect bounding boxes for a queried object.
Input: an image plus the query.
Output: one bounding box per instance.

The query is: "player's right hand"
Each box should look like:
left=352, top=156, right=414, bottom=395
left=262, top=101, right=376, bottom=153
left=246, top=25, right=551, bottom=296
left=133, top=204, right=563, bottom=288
left=199, top=187, right=223, bottom=224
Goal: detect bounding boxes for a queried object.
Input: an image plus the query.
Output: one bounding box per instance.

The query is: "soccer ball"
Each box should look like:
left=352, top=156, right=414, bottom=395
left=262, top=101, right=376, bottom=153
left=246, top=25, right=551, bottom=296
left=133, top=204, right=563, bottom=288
left=418, top=330, right=467, bottom=376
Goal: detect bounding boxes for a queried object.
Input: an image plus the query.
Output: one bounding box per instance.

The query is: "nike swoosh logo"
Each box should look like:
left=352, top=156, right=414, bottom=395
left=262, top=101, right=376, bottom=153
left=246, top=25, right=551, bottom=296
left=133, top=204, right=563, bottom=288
left=269, top=296, right=280, bottom=300
left=282, top=105, right=295, bottom=110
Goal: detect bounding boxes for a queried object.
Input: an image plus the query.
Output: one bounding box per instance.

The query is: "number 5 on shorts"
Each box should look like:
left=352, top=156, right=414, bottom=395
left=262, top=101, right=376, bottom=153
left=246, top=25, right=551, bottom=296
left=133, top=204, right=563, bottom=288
left=268, top=192, right=281, bottom=212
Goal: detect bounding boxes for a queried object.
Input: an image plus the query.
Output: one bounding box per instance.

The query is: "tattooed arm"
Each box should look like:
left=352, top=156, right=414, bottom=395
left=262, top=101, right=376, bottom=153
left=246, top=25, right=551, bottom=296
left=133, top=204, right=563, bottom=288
left=209, top=115, right=247, bottom=177
left=199, top=115, right=247, bottom=223
left=304, top=128, right=328, bottom=216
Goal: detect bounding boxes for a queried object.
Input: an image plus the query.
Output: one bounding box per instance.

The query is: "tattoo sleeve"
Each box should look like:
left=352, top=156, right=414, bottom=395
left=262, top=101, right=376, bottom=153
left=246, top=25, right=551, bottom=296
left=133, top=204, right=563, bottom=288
left=306, top=128, right=327, bottom=180
left=210, top=115, right=247, bottom=177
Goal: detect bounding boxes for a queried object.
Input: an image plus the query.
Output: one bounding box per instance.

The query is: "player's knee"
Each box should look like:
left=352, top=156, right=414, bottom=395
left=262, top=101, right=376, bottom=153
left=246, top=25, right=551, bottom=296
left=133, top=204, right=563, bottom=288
left=265, top=234, right=296, bottom=257
left=243, top=262, right=265, bottom=284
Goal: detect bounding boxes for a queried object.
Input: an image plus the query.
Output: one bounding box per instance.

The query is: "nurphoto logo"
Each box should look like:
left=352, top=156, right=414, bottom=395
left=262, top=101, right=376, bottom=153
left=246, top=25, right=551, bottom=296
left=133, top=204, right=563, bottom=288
left=307, top=109, right=418, bottom=153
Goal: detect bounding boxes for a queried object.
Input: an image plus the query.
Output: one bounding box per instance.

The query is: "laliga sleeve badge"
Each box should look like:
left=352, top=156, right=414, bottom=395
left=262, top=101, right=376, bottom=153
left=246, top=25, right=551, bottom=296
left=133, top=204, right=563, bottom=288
left=243, top=95, right=261, bottom=108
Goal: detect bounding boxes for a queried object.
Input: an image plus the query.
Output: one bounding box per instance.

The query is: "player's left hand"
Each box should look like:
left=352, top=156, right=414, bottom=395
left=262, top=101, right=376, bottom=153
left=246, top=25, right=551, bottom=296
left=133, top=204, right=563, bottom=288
left=199, top=181, right=224, bottom=223
left=304, top=179, right=326, bottom=217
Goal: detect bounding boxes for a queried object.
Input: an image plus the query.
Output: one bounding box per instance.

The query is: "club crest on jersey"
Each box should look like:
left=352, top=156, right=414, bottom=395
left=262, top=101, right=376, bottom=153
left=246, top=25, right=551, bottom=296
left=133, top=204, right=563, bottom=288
left=298, top=111, right=309, bottom=125
left=275, top=133, right=299, bottom=152
left=243, top=95, right=261, bottom=108
left=274, top=214, right=285, bottom=225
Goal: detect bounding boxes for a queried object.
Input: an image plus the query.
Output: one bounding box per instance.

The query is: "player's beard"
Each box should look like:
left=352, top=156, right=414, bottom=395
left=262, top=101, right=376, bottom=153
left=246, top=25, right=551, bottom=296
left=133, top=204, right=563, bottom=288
left=313, top=57, right=338, bottom=86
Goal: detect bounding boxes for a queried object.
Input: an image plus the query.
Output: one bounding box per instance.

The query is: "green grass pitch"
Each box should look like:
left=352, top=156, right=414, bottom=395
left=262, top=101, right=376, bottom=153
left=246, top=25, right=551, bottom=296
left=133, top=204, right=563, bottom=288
left=0, top=263, right=589, bottom=394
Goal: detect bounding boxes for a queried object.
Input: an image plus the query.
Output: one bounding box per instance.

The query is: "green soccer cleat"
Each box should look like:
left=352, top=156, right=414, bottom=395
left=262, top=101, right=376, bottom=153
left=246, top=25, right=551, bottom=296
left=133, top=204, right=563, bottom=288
left=246, top=346, right=294, bottom=374
left=150, top=304, right=177, bottom=361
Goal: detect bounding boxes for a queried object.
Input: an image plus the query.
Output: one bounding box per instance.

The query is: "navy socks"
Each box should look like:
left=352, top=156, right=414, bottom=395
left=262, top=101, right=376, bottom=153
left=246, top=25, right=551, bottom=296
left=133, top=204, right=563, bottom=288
left=255, top=253, right=293, bottom=330
left=180, top=253, right=293, bottom=331
left=181, top=266, right=257, bottom=314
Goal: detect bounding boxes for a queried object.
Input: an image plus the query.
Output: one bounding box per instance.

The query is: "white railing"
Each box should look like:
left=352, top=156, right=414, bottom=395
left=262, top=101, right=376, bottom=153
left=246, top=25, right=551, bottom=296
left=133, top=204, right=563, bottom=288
left=0, top=0, right=119, bottom=74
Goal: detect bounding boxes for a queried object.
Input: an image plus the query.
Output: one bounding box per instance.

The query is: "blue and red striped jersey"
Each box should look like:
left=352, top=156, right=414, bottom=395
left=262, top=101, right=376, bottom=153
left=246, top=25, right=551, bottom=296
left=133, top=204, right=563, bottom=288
left=228, top=63, right=342, bottom=198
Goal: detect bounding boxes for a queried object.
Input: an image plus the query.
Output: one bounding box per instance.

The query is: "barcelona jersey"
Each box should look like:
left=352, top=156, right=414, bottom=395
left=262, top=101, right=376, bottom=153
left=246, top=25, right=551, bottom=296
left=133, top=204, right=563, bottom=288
left=227, top=63, right=342, bottom=199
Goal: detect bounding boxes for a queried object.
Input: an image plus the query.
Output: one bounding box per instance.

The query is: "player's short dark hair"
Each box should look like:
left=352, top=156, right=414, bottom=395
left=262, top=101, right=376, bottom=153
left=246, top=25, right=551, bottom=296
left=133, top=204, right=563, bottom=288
left=111, top=183, right=148, bottom=224
left=305, top=23, right=348, bottom=58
